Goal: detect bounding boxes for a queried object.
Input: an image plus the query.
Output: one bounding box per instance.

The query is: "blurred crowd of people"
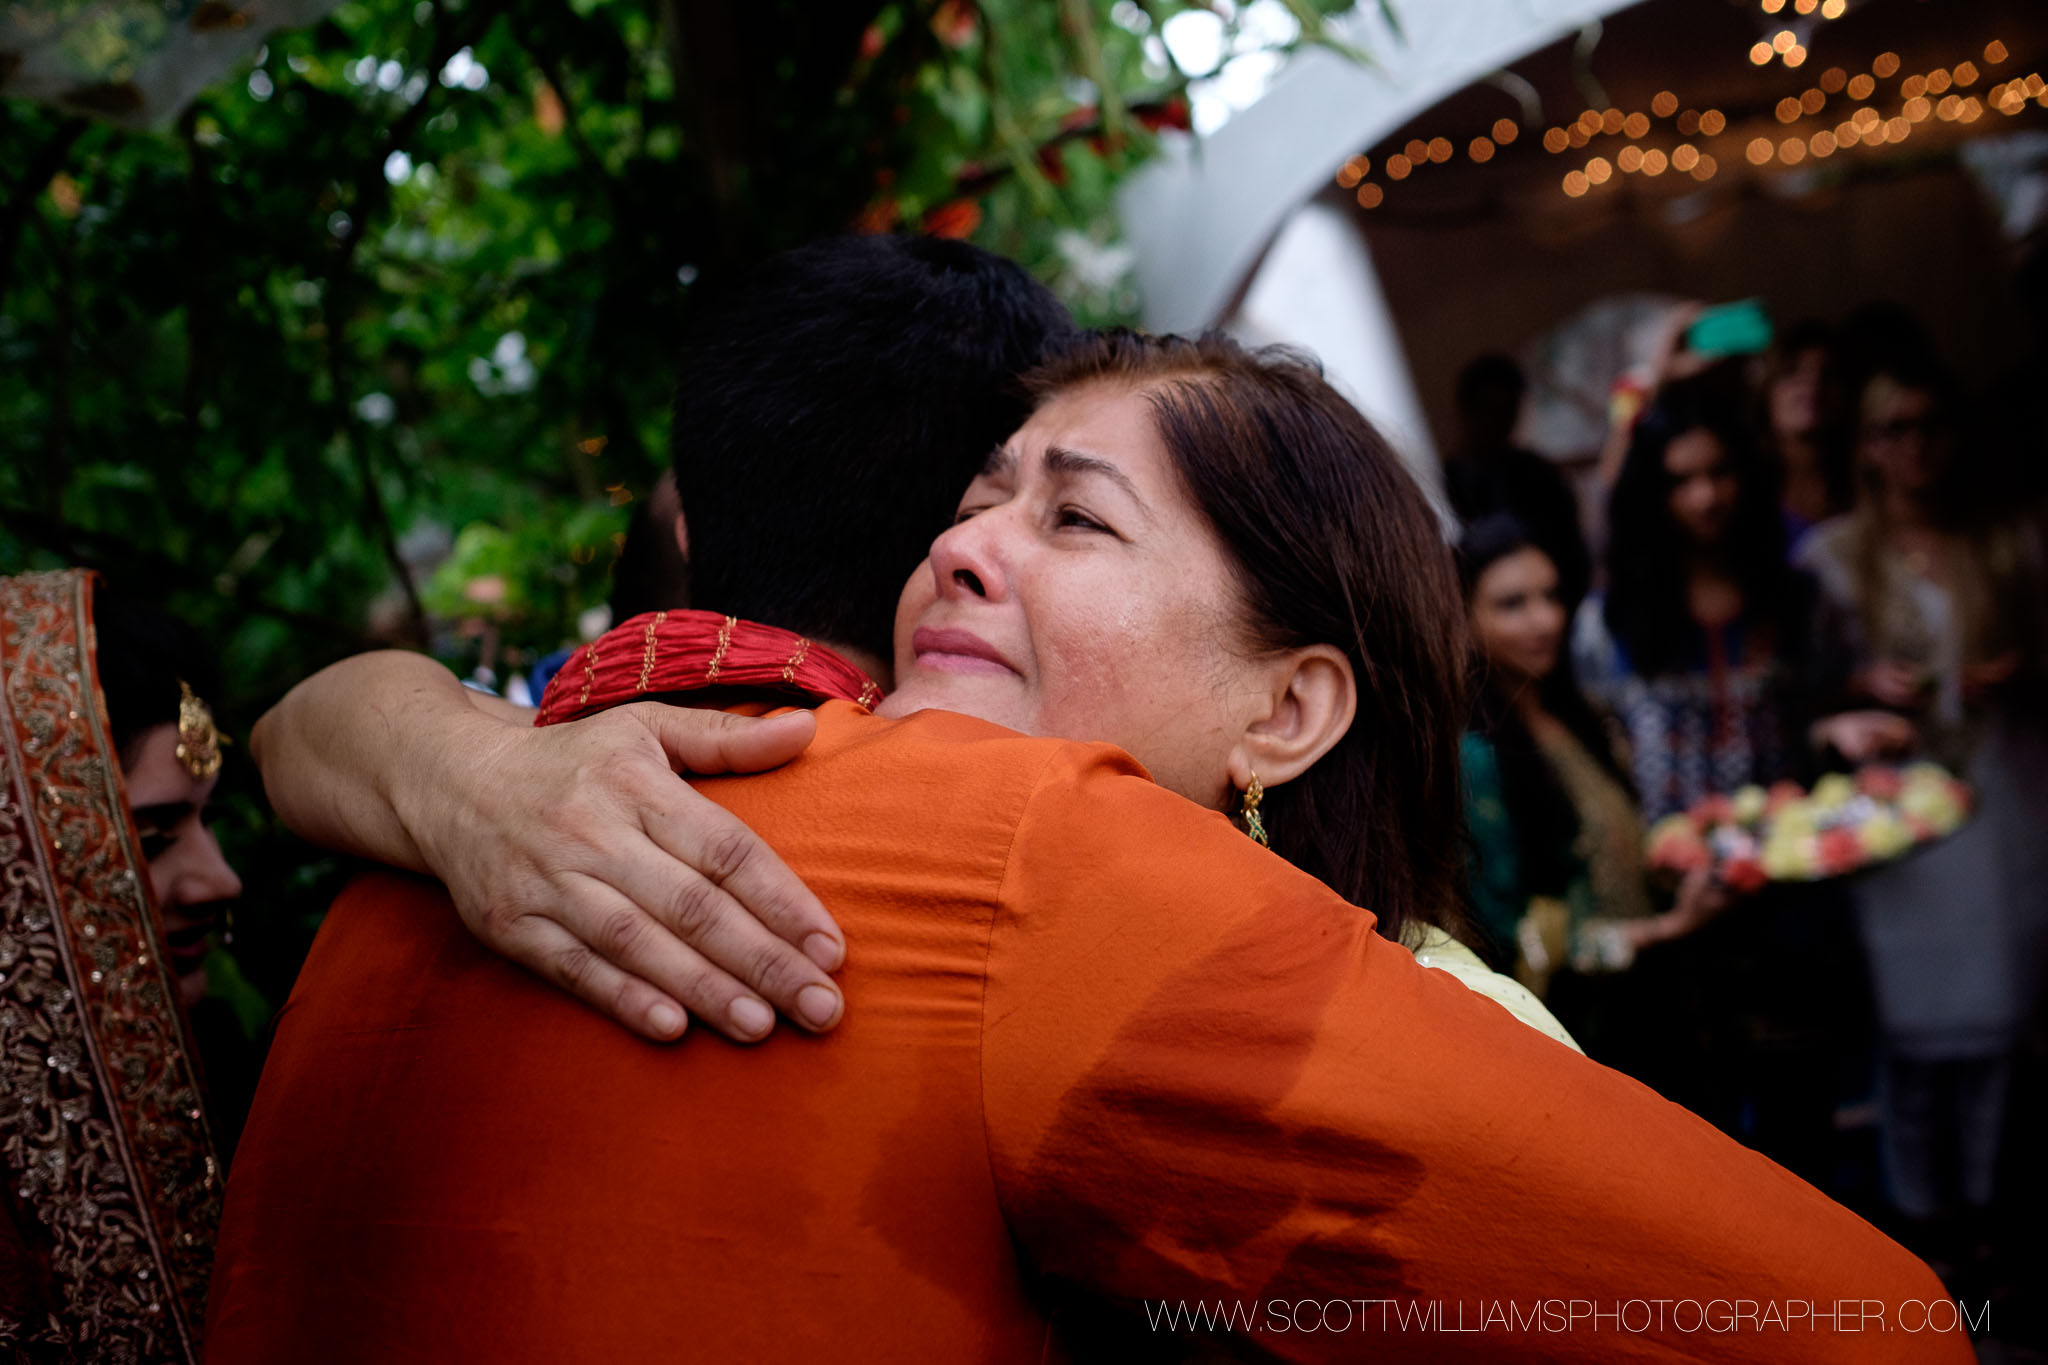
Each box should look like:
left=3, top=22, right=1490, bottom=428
left=1440, top=303, right=2048, bottom=1303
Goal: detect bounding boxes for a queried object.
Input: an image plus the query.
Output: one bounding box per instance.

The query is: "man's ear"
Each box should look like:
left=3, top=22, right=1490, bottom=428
left=1226, top=645, right=1357, bottom=792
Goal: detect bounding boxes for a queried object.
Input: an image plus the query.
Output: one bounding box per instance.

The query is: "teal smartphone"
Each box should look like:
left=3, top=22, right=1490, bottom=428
left=1686, top=299, right=1774, bottom=359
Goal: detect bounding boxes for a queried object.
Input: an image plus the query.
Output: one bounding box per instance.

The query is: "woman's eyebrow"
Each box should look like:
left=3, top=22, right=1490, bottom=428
left=1044, top=445, right=1142, bottom=502
left=129, top=801, right=194, bottom=827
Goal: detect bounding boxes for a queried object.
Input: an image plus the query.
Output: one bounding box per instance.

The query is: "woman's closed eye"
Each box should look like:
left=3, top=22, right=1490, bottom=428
left=1055, top=505, right=1116, bottom=535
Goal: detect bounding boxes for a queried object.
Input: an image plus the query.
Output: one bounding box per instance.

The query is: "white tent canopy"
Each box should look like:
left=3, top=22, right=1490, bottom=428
left=1120, top=0, right=1643, bottom=476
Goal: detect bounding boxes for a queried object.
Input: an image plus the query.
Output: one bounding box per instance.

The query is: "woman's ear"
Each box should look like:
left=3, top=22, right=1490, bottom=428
left=1228, top=645, right=1357, bottom=791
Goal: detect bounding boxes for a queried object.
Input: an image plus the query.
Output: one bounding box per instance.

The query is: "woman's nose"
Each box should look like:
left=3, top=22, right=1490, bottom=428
left=928, top=513, right=1011, bottom=604
left=169, top=829, right=243, bottom=910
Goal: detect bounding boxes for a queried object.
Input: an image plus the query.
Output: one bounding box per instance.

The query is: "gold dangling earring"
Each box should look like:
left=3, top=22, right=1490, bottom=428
left=1240, top=772, right=1269, bottom=848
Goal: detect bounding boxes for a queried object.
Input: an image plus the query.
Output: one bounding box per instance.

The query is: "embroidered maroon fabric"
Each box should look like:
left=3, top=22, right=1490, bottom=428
left=536, top=610, right=883, bottom=726
left=0, top=569, right=220, bottom=1363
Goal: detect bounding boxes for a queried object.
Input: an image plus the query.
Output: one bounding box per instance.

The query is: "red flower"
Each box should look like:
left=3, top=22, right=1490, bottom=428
left=852, top=197, right=900, bottom=234
left=1721, top=856, right=1768, bottom=894
left=1135, top=95, right=1192, bottom=132
left=1817, top=828, right=1863, bottom=876
left=922, top=199, right=981, bottom=239
left=932, top=0, right=977, bottom=49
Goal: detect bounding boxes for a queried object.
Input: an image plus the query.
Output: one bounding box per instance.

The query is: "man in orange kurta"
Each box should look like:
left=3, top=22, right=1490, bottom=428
left=210, top=659, right=1965, bottom=1361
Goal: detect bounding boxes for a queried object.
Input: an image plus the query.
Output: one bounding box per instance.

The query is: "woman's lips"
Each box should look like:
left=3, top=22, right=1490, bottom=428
left=162, top=913, right=216, bottom=972
left=911, top=627, right=1018, bottom=676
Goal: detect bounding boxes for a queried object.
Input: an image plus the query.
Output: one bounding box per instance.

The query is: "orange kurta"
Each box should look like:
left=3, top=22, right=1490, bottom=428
left=209, top=702, right=1964, bottom=1363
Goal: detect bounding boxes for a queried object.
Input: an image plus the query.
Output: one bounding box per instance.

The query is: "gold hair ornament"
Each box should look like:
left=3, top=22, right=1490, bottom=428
left=1240, top=772, right=1269, bottom=848
left=176, top=680, right=226, bottom=779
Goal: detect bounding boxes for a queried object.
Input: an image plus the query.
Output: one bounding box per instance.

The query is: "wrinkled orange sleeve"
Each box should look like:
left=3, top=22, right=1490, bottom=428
left=980, top=747, right=1969, bottom=1363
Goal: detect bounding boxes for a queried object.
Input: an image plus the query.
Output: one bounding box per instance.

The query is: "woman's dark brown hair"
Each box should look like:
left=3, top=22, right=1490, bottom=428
left=1024, top=330, right=1470, bottom=945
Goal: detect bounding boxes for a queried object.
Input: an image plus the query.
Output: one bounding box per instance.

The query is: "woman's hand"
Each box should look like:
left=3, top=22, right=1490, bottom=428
left=253, top=651, right=844, bottom=1044
left=1809, top=710, right=1918, bottom=763
left=1855, top=660, right=1930, bottom=709
left=407, top=703, right=844, bottom=1045
left=1621, top=866, right=1735, bottom=959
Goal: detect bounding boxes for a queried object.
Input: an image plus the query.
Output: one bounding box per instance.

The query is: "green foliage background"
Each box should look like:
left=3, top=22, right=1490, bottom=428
left=0, top=0, right=1356, bottom=1029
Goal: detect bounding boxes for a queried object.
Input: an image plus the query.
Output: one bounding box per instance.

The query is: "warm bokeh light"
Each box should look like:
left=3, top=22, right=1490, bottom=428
left=1809, top=130, right=1836, bottom=157
left=1985, top=40, right=2009, bottom=65
left=1776, top=97, right=1803, bottom=123
left=1820, top=0, right=1845, bottom=17
left=1336, top=156, right=1368, bottom=187
left=1761, top=0, right=1784, bottom=11
left=1672, top=144, right=1700, bottom=172
left=1954, top=62, right=1979, bottom=87
left=1642, top=148, right=1669, bottom=175
left=1693, top=153, right=1718, bottom=180
left=1773, top=30, right=1798, bottom=55
left=1835, top=121, right=1861, bottom=146
left=1586, top=156, right=1613, bottom=184
left=1785, top=44, right=1808, bottom=69
left=1469, top=136, right=1495, bottom=163
left=1847, top=73, right=1875, bottom=100
left=1901, top=74, right=1927, bottom=100
left=1568, top=123, right=1591, bottom=147
left=1936, top=94, right=1962, bottom=121
left=1885, top=115, right=1910, bottom=141
left=1903, top=96, right=1932, bottom=123
left=1874, top=52, right=1900, bottom=78
left=1820, top=67, right=1847, bottom=94
left=1959, top=97, right=1984, bottom=123
left=1427, top=136, right=1453, bottom=162
left=1793, top=0, right=1817, bottom=13
left=1852, top=106, right=1881, bottom=130
left=1544, top=126, right=1570, bottom=153
left=1801, top=88, right=1826, bottom=114
left=1779, top=136, right=1807, bottom=164
left=1927, top=69, right=1952, bottom=95
left=1747, top=136, right=1774, bottom=165
left=1750, top=41, right=1775, bottom=66
left=1386, top=154, right=1412, bottom=180
left=1617, top=145, right=1644, bottom=173
left=1493, top=118, right=1519, bottom=144
left=1405, top=139, right=1429, bottom=162
left=1677, top=109, right=1700, bottom=135
left=1356, top=182, right=1384, bottom=208
left=1563, top=170, right=1589, bottom=197
left=1700, top=109, right=1727, bottom=135
left=1601, top=108, right=1625, bottom=135
left=1652, top=91, right=1678, bottom=118
left=1622, top=112, right=1650, bottom=139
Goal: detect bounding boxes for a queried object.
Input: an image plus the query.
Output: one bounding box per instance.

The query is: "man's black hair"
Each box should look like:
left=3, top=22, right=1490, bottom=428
left=670, top=235, right=1077, bottom=660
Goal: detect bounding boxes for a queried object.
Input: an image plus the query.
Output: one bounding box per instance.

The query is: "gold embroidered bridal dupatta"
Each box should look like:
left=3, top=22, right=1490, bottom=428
left=0, top=570, right=219, bottom=1363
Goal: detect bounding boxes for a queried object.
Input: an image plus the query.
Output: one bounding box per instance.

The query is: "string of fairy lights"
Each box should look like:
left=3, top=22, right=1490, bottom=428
left=1335, top=28, right=2038, bottom=212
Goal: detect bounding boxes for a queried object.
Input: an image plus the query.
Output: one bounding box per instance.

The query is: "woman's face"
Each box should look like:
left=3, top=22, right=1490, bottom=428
left=1663, top=427, right=1740, bottom=546
left=1769, top=346, right=1827, bottom=439
left=881, top=381, right=1272, bottom=808
left=1469, top=548, right=1566, bottom=685
left=124, top=722, right=242, bottom=1008
left=1859, top=380, right=1948, bottom=498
